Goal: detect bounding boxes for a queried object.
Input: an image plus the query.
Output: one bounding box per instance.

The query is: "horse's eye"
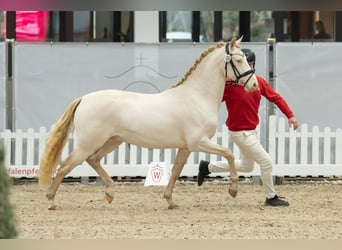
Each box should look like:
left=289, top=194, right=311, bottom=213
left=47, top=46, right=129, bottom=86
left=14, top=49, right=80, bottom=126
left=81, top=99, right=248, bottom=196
left=236, top=59, right=242, bottom=63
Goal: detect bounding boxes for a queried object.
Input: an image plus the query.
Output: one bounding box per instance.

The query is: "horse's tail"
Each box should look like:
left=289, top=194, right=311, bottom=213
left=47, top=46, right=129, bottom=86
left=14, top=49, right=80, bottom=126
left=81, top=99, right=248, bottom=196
left=39, top=97, right=82, bottom=188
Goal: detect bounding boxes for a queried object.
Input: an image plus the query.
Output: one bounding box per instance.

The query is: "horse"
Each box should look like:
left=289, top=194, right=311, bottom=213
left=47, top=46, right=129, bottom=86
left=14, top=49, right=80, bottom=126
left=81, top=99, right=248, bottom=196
left=39, top=37, right=258, bottom=210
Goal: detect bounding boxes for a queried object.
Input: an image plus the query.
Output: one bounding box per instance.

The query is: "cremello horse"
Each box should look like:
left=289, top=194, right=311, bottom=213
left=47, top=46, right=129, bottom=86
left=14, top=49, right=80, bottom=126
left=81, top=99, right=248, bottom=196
left=39, top=37, right=258, bottom=210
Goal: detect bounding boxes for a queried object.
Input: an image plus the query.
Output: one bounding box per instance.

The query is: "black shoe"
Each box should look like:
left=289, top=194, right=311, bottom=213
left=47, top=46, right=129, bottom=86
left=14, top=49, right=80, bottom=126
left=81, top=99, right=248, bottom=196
left=264, top=195, right=289, bottom=207
left=197, top=160, right=211, bottom=186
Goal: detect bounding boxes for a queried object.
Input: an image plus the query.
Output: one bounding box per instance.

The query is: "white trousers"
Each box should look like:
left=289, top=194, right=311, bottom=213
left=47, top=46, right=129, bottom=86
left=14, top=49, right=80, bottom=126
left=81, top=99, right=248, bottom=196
left=209, top=130, right=276, bottom=199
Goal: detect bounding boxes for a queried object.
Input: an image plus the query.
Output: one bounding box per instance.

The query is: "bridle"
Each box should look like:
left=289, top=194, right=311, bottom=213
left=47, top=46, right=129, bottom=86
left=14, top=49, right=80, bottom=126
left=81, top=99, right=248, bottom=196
left=224, top=43, right=255, bottom=86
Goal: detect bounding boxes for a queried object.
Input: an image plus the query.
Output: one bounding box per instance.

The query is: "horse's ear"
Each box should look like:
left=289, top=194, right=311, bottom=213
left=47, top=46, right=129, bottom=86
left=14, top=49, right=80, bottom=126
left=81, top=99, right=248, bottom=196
left=229, top=37, right=236, bottom=51
left=236, top=36, right=243, bottom=45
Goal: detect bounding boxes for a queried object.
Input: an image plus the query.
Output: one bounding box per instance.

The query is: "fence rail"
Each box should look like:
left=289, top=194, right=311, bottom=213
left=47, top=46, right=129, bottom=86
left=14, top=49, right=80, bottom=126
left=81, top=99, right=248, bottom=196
left=1, top=115, right=342, bottom=179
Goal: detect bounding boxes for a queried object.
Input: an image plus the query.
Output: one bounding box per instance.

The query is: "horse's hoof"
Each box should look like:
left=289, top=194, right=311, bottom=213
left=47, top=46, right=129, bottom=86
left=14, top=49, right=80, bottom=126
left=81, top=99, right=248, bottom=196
left=168, top=204, right=179, bottom=209
left=48, top=205, right=62, bottom=210
left=229, top=188, right=237, bottom=198
left=105, top=193, right=113, bottom=204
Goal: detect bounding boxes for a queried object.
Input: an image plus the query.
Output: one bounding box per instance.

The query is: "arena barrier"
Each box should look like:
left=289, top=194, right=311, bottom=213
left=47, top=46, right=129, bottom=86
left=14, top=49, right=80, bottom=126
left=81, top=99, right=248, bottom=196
left=268, top=115, right=342, bottom=176
left=1, top=115, right=342, bottom=179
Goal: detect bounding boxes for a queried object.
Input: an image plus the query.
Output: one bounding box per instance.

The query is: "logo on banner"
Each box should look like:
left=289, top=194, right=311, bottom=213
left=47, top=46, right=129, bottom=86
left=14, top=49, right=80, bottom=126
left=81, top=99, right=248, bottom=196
left=151, top=163, right=164, bottom=183
left=144, top=162, right=170, bottom=186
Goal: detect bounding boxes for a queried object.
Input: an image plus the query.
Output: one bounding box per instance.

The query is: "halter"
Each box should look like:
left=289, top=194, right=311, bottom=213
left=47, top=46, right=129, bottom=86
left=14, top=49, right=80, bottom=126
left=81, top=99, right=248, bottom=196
left=224, top=43, right=255, bottom=86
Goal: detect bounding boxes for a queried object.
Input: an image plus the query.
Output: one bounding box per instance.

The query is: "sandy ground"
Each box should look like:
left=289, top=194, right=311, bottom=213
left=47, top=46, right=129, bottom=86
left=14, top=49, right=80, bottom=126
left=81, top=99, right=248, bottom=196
left=9, top=179, right=342, bottom=239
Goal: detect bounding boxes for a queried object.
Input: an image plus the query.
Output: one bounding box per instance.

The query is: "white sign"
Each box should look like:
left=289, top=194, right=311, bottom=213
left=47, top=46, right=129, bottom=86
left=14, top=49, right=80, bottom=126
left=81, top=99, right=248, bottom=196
left=144, top=162, right=170, bottom=186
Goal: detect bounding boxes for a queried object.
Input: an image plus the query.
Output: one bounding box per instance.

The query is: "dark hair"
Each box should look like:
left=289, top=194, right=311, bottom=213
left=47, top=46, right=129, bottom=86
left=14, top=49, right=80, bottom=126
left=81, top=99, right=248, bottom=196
left=315, top=20, right=325, bottom=32
left=313, top=20, right=331, bottom=39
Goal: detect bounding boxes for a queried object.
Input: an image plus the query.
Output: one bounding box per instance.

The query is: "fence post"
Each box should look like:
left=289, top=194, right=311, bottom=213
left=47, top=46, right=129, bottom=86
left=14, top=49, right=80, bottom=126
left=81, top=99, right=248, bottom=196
left=2, top=130, right=12, bottom=169
left=323, top=127, right=331, bottom=165
left=300, top=124, right=308, bottom=164
left=312, top=126, right=320, bottom=164
left=336, top=128, right=342, bottom=165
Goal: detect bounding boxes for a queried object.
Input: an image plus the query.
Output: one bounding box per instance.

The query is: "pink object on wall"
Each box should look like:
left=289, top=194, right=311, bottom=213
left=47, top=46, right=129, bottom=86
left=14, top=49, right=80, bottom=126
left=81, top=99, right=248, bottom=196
left=4, top=11, right=49, bottom=42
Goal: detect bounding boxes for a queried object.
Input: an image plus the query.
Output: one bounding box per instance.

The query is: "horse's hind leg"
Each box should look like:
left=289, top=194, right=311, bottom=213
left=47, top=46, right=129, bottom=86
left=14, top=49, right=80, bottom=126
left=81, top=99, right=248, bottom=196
left=86, top=137, right=122, bottom=204
left=164, top=148, right=191, bottom=209
left=46, top=148, right=90, bottom=210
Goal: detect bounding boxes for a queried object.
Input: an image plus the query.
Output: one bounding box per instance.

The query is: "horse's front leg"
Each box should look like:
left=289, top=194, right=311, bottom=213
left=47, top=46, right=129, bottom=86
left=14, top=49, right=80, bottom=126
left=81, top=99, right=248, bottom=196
left=164, top=148, right=191, bottom=209
left=196, top=139, right=239, bottom=198
left=226, top=150, right=238, bottom=198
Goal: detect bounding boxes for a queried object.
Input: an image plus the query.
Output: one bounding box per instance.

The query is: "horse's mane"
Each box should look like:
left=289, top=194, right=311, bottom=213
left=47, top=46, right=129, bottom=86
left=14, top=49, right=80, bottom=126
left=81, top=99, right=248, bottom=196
left=170, top=41, right=226, bottom=89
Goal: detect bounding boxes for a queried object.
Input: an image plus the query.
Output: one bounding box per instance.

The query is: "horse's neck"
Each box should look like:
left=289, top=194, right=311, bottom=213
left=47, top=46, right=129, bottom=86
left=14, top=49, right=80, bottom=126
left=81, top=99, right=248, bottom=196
left=183, top=54, right=226, bottom=105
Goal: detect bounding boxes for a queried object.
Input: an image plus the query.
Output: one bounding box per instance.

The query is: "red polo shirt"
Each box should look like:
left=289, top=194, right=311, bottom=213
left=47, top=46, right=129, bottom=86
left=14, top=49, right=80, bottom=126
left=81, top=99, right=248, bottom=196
left=223, top=75, right=294, bottom=131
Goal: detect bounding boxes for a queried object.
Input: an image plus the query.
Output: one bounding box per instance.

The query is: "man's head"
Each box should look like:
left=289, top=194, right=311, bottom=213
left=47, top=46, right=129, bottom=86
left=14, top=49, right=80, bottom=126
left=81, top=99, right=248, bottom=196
left=241, top=48, right=256, bottom=69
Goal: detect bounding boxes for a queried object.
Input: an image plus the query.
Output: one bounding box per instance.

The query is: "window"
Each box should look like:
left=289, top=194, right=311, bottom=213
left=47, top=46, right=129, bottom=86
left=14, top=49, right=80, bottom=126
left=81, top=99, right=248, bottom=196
left=73, top=11, right=90, bottom=42
left=91, top=11, right=133, bottom=42
left=222, top=11, right=239, bottom=41
left=251, top=11, right=273, bottom=42
left=165, top=11, right=192, bottom=42
left=200, top=11, right=213, bottom=42
left=311, top=11, right=334, bottom=41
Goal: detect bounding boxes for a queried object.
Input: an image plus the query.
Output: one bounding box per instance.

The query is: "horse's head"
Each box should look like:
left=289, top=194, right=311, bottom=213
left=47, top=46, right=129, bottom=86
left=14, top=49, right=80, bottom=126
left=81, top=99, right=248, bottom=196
left=225, top=37, right=258, bottom=92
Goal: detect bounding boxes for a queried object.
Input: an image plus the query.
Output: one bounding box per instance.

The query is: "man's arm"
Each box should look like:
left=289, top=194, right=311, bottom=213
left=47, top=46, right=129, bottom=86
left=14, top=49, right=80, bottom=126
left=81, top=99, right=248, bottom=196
left=259, top=76, right=299, bottom=130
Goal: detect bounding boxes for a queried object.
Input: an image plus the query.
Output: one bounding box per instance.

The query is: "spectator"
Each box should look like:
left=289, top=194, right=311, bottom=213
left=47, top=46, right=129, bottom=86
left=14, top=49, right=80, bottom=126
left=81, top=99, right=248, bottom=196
left=313, top=20, right=331, bottom=39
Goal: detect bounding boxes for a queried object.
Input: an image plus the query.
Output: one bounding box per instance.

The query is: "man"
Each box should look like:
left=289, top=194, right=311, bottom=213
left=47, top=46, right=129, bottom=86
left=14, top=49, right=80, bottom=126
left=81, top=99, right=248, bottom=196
left=197, top=48, right=299, bottom=206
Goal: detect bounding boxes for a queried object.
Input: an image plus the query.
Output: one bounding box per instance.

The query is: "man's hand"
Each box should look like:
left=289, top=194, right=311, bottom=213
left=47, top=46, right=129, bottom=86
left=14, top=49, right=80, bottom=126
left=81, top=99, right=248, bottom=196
left=288, top=117, right=299, bottom=130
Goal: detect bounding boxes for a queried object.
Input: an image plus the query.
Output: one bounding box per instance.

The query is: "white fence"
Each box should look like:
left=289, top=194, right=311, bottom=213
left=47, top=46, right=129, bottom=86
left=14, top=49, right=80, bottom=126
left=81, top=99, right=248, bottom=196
left=268, top=115, right=342, bottom=176
left=1, top=115, right=342, bottom=179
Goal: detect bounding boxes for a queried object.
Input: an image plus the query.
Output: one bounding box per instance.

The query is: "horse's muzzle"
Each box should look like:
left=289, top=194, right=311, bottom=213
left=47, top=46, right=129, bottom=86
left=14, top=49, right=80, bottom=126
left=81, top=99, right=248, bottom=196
left=244, top=81, right=258, bottom=92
